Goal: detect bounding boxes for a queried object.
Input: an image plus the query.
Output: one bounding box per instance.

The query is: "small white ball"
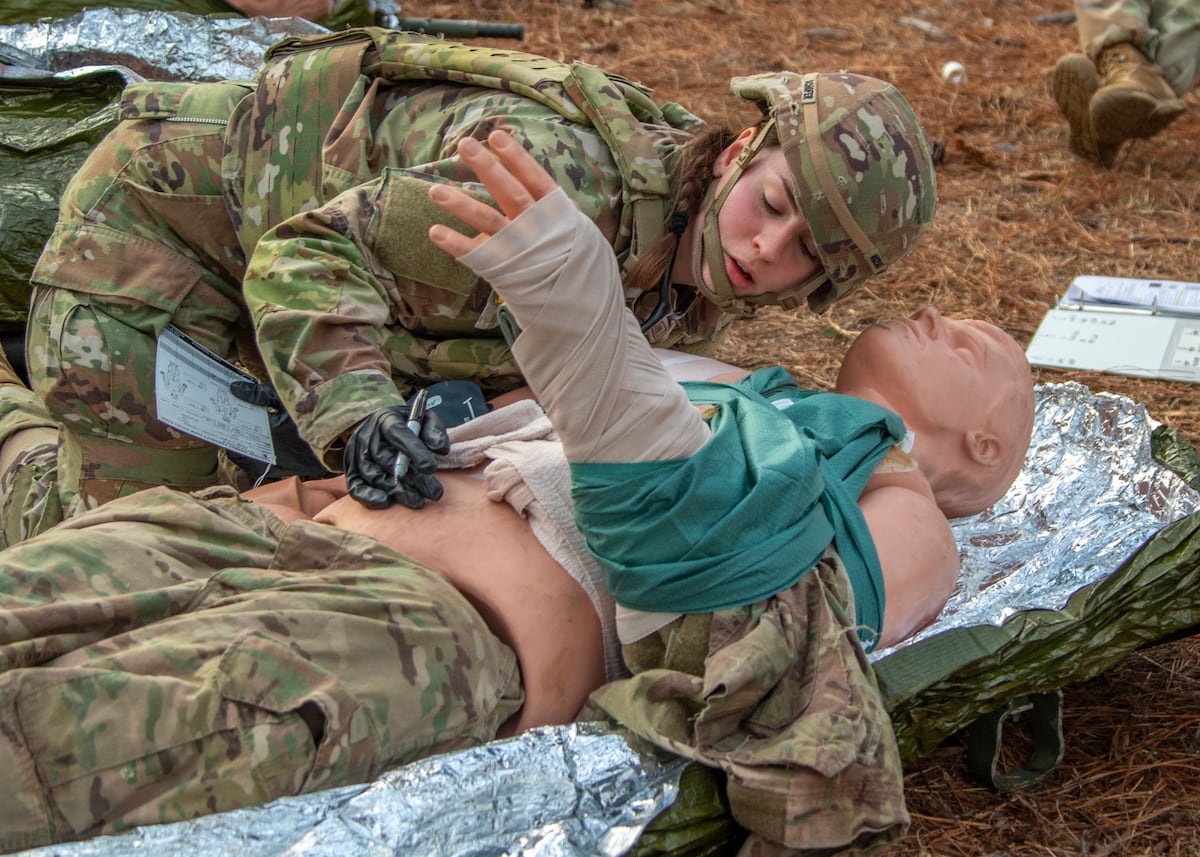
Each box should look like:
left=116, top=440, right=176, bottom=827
left=941, top=61, right=967, bottom=85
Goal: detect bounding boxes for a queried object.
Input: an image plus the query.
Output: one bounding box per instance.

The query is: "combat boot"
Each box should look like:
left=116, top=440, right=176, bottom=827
left=1091, top=44, right=1187, bottom=145
left=1053, top=53, right=1119, bottom=168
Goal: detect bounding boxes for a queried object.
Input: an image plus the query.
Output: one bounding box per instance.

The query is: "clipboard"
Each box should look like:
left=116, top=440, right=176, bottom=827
left=1026, top=276, right=1200, bottom=384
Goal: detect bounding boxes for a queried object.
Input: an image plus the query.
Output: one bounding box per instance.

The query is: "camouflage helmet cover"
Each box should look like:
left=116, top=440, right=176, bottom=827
left=727, top=71, right=937, bottom=313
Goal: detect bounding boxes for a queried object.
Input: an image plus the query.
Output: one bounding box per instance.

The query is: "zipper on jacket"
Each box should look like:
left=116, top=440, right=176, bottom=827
left=164, top=116, right=229, bottom=125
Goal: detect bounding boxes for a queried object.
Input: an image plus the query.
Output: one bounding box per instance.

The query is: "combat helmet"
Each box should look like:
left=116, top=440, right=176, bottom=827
left=693, top=71, right=937, bottom=314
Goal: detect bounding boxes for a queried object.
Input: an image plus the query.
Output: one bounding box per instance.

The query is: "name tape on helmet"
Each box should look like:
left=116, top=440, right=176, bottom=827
left=801, top=76, right=817, bottom=103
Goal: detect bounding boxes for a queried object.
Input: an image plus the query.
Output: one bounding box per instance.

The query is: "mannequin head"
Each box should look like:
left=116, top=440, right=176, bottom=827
left=835, top=306, right=1034, bottom=518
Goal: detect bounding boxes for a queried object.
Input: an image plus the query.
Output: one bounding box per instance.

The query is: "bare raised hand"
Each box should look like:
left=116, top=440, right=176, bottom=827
left=428, top=129, right=562, bottom=258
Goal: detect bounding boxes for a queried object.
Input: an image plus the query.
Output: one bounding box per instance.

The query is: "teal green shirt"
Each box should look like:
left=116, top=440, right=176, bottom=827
left=570, top=366, right=906, bottom=645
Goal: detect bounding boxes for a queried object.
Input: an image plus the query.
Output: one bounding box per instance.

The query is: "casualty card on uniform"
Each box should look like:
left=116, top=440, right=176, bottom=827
left=155, top=326, right=276, bottom=463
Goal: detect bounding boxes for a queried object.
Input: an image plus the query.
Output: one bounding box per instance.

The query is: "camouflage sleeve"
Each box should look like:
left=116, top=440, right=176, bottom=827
left=243, top=165, right=528, bottom=464
left=243, top=177, right=409, bottom=466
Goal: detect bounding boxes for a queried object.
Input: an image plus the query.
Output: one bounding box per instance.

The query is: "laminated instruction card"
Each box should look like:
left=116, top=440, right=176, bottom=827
left=155, top=325, right=276, bottom=463
left=1026, top=275, right=1200, bottom=384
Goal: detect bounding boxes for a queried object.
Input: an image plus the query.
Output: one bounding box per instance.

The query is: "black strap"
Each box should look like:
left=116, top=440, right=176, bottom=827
left=963, top=690, right=1065, bottom=791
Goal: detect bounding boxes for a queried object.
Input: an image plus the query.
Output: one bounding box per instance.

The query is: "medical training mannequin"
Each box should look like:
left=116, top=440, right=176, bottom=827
left=276, top=294, right=1033, bottom=735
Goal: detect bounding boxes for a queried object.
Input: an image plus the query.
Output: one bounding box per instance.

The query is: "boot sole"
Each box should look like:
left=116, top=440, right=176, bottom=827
left=1090, top=87, right=1187, bottom=143
left=1052, top=54, right=1118, bottom=167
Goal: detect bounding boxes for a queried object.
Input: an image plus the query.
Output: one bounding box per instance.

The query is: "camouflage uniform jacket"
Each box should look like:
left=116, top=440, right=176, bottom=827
left=222, top=30, right=711, bottom=464
left=584, top=548, right=909, bottom=854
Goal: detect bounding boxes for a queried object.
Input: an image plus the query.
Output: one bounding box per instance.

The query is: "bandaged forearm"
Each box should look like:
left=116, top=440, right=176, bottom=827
left=458, top=189, right=708, bottom=463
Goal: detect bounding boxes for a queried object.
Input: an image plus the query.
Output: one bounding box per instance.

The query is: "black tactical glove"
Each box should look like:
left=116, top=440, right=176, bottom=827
left=344, top=400, right=450, bottom=509
left=227, top=378, right=336, bottom=481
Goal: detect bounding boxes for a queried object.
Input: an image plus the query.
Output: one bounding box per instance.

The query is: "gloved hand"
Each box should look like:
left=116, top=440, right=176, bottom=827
left=344, top=401, right=450, bottom=509
left=227, top=378, right=336, bottom=481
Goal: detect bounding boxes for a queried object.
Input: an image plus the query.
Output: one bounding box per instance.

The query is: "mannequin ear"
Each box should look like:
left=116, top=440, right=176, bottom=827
left=964, top=430, right=1002, bottom=468
left=712, top=127, right=757, bottom=177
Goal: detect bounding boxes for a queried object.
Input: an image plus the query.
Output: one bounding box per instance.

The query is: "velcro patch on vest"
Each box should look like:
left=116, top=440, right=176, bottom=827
left=375, top=170, right=490, bottom=297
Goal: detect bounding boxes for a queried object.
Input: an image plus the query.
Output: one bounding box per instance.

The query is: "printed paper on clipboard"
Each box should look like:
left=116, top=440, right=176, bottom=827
left=155, top=326, right=276, bottom=463
left=1027, top=275, right=1200, bottom=384
left=1064, top=275, right=1200, bottom=316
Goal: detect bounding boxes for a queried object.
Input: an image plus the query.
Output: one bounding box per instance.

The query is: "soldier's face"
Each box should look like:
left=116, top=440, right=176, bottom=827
left=697, top=137, right=823, bottom=298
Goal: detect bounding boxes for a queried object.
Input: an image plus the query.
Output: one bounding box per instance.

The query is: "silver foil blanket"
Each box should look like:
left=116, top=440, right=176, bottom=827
left=0, top=8, right=325, bottom=81
left=13, top=723, right=689, bottom=857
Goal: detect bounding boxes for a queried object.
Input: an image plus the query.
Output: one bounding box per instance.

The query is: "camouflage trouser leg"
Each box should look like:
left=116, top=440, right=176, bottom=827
left=0, top=342, right=62, bottom=546
left=27, top=113, right=250, bottom=515
left=0, top=487, right=523, bottom=851
left=1077, top=0, right=1200, bottom=93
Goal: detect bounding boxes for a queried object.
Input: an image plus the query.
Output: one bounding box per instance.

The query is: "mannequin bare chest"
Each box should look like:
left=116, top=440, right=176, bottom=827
left=249, top=470, right=608, bottom=735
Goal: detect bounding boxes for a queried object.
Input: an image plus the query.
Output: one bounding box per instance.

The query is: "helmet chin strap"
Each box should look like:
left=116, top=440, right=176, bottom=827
left=690, top=124, right=770, bottom=314
left=691, top=121, right=831, bottom=314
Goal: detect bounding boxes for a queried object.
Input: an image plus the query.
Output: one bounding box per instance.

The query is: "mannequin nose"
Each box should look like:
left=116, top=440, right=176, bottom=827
left=912, top=305, right=942, bottom=337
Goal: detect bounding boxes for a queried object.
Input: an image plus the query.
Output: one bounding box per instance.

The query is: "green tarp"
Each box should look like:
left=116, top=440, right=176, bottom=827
left=877, top=423, right=1200, bottom=763
left=0, top=69, right=125, bottom=325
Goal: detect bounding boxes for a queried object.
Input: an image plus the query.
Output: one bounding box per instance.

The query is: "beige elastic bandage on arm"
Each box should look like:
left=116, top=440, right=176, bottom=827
left=458, top=188, right=709, bottom=464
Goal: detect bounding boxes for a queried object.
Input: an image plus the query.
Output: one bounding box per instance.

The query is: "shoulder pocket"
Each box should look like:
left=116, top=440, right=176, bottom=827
left=120, top=80, right=254, bottom=122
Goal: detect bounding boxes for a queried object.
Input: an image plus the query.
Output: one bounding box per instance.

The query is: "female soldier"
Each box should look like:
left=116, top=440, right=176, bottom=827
left=23, top=28, right=936, bottom=526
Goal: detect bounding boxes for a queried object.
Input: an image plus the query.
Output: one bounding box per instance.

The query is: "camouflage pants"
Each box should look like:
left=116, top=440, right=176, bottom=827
left=1076, top=0, right=1200, bottom=93
left=0, top=486, right=522, bottom=851
left=27, top=92, right=251, bottom=516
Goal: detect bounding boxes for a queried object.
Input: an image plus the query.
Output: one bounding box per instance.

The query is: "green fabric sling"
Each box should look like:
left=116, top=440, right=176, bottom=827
left=570, top=366, right=906, bottom=646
